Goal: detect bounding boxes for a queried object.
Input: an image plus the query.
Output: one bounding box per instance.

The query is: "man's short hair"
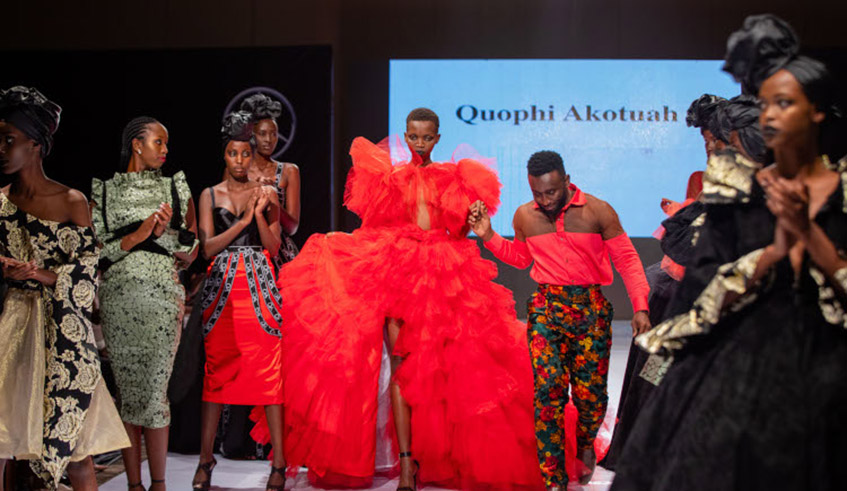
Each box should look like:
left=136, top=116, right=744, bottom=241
left=527, top=150, right=566, bottom=177
left=406, top=107, right=439, bottom=131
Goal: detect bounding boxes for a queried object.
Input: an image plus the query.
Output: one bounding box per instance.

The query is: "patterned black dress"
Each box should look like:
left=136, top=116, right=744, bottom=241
left=611, top=153, right=847, bottom=490
left=0, top=193, right=128, bottom=487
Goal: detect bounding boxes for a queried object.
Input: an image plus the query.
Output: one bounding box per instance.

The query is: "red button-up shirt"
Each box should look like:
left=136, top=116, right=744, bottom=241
left=484, top=184, right=650, bottom=312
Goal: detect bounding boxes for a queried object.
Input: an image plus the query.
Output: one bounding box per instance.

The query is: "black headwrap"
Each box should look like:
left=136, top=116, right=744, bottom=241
left=714, top=95, right=767, bottom=163
left=686, top=94, right=728, bottom=141
left=240, top=93, right=282, bottom=123
left=723, top=14, right=839, bottom=117
left=0, top=86, right=62, bottom=158
left=221, top=111, right=255, bottom=149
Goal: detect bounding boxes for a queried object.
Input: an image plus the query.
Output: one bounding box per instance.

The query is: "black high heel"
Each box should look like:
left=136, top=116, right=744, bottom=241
left=397, top=451, right=419, bottom=491
left=150, top=478, right=165, bottom=489
left=265, top=465, right=287, bottom=491
left=127, top=482, right=145, bottom=491
left=191, top=457, right=217, bottom=490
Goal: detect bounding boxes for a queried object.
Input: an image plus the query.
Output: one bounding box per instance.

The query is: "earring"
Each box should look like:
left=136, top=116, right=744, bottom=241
left=137, top=149, right=142, bottom=155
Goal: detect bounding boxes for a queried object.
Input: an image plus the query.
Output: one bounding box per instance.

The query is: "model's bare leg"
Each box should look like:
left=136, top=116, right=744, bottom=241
left=264, top=404, right=286, bottom=488
left=386, top=317, right=416, bottom=490
left=66, top=457, right=97, bottom=491
left=192, top=402, right=222, bottom=488
left=122, top=422, right=144, bottom=489
left=143, top=426, right=169, bottom=490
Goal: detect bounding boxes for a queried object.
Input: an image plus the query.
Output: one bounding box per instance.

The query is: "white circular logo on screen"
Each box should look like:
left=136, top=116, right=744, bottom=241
left=224, top=87, right=296, bottom=159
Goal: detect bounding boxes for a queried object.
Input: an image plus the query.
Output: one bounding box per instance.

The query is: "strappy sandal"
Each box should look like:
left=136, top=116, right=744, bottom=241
left=191, top=457, right=217, bottom=490
left=150, top=478, right=165, bottom=489
left=396, top=451, right=419, bottom=491
left=127, top=482, right=145, bottom=491
left=266, top=465, right=287, bottom=491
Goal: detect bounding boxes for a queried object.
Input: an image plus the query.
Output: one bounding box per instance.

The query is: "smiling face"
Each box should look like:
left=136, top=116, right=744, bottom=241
left=133, top=122, right=169, bottom=170
left=404, top=120, right=440, bottom=163
left=0, top=120, right=40, bottom=175
left=253, top=118, right=278, bottom=158
left=758, top=69, right=825, bottom=152
left=224, top=140, right=253, bottom=180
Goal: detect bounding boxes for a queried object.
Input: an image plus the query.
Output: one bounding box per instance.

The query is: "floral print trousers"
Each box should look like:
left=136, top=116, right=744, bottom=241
left=527, top=284, right=613, bottom=487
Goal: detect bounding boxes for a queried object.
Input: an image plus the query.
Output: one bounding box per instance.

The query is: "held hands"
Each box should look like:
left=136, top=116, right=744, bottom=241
left=239, top=190, right=260, bottom=226
left=152, top=203, right=173, bottom=237
left=136, top=203, right=172, bottom=241
left=631, top=310, right=651, bottom=337
left=258, top=176, right=277, bottom=186
left=254, top=187, right=274, bottom=218
left=0, top=256, right=38, bottom=281
left=467, top=200, right=494, bottom=241
left=760, top=172, right=810, bottom=257
left=0, top=256, right=54, bottom=285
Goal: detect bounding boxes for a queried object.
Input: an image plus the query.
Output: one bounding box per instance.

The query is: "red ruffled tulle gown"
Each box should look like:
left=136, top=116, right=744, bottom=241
left=253, top=137, right=544, bottom=489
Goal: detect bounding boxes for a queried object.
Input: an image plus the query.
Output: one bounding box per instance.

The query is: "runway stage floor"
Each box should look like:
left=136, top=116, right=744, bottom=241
left=100, top=321, right=633, bottom=491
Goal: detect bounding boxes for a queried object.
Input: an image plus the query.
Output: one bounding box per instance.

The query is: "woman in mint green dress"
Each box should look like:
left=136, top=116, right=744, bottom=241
left=91, top=116, right=199, bottom=491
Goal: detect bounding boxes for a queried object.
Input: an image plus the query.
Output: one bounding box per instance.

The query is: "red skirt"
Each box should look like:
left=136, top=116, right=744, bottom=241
left=252, top=227, right=544, bottom=490
left=202, top=247, right=283, bottom=405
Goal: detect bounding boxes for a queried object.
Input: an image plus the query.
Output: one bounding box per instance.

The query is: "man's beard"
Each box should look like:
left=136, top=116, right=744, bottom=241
left=540, top=194, right=569, bottom=222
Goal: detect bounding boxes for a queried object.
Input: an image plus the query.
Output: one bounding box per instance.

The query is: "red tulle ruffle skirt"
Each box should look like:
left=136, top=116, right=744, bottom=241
left=253, top=226, right=545, bottom=489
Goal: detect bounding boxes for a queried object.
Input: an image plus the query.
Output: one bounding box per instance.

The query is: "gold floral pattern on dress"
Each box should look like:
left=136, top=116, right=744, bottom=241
left=637, top=248, right=766, bottom=354
left=0, top=193, right=102, bottom=487
left=690, top=212, right=706, bottom=246
left=702, top=151, right=759, bottom=204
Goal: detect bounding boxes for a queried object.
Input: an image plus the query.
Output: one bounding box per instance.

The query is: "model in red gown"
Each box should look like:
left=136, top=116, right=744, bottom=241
left=253, top=128, right=543, bottom=489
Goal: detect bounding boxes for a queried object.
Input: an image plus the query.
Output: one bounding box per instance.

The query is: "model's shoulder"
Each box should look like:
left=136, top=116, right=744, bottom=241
left=57, top=186, right=91, bottom=227
left=282, top=162, right=300, bottom=175
left=63, top=187, right=88, bottom=205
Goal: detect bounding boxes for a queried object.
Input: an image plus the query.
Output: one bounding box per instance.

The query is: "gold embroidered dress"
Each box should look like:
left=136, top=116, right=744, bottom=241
left=0, top=193, right=128, bottom=487
left=611, top=152, right=847, bottom=490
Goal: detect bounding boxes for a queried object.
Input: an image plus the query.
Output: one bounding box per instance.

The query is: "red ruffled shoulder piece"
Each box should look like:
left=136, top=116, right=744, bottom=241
left=344, top=137, right=406, bottom=226
left=436, top=158, right=501, bottom=236
left=457, top=158, right=501, bottom=216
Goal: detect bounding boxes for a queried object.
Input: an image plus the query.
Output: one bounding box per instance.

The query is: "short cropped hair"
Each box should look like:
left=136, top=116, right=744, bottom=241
left=527, top=150, right=566, bottom=177
left=406, top=107, right=439, bottom=131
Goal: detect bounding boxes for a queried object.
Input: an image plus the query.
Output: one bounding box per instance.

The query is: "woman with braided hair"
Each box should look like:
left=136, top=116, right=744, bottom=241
left=612, top=14, right=847, bottom=490
left=92, top=116, right=199, bottom=490
left=0, top=86, right=129, bottom=490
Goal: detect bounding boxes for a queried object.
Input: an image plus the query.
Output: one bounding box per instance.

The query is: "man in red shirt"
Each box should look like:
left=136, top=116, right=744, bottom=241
left=469, top=150, right=650, bottom=489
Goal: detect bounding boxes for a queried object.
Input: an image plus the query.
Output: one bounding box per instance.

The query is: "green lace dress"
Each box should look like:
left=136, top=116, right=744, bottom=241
left=91, top=170, right=198, bottom=428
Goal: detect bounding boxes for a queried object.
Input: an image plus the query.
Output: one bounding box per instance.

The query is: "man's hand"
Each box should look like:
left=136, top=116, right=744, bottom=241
left=631, top=310, right=651, bottom=337
left=467, top=200, right=494, bottom=241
